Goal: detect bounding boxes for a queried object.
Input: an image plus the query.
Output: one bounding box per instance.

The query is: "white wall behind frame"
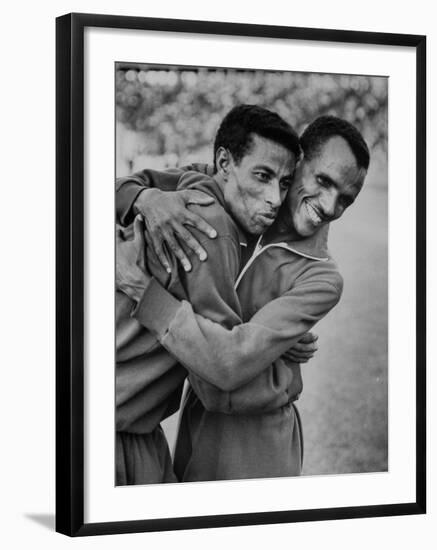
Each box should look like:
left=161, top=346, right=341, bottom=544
left=1, top=0, right=434, bottom=549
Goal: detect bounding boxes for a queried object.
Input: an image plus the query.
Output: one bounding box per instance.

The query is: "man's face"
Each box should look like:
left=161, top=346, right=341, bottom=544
left=287, top=136, right=366, bottom=238
left=222, top=134, right=296, bottom=235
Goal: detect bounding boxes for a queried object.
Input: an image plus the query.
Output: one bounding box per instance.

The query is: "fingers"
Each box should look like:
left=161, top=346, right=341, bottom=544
left=115, top=225, right=125, bottom=243
left=174, top=224, right=208, bottom=262
left=146, top=215, right=212, bottom=272
left=145, top=228, right=172, bottom=274
left=285, top=347, right=316, bottom=358
left=184, top=211, right=217, bottom=239
left=284, top=332, right=319, bottom=364
left=132, top=215, right=145, bottom=246
left=288, top=353, right=315, bottom=363
left=298, top=331, right=318, bottom=344
left=284, top=350, right=315, bottom=364
left=161, top=228, right=192, bottom=272
left=184, top=189, right=216, bottom=207
left=286, top=354, right=311, bottom=364
left=133, top=214, right=144, bottom=234
left=291, top=341, right=318, bottom=353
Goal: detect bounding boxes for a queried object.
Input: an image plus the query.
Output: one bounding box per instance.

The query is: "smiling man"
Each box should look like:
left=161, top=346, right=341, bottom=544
left=116, top=112, right=369, bottom=482
left=286, top=117, right=366, bottom=238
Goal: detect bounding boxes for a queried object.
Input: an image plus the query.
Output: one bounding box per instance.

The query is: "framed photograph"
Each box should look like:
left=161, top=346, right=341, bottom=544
left=56, top=12, right=426, bottom=536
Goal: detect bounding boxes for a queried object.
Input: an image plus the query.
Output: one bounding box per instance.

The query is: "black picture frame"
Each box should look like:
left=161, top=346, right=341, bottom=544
left=56, top=12, right=426, bottom=537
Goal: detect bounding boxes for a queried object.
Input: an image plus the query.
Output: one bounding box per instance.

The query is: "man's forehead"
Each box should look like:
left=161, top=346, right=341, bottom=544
left=244, top=134, right=296, bottom=167
left=316, top=136, right=357, bottom=166
left=247, top=133, right=289, bottom=153
left=315, top=136, right=365, bottom=181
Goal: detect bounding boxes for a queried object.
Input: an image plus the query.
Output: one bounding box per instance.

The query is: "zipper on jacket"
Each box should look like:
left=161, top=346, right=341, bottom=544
left=235, top=237, right=328, bottom=290
left=235, top=235, right=263, bottom=289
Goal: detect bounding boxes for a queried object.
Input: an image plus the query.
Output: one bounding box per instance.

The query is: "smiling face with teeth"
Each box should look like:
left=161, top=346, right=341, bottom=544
left=286, top=135, right=366, bottom=238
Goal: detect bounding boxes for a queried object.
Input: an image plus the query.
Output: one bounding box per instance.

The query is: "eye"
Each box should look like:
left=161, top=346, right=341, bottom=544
left=280, top=178, right=293, bottom=190
left=316, top=175, right=330, bottom=188
left=254, top=171, right=270, bottom=182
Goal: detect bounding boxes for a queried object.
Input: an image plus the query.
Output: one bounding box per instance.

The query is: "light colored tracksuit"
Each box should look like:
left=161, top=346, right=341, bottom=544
left=116, top=167, right=343, bottom=482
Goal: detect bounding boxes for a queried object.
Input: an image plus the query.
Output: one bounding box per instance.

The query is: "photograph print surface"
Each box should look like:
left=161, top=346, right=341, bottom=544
left=114, top=63, right=388, bottom=486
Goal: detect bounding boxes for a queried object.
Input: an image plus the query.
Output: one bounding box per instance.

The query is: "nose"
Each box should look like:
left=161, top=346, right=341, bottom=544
left=320, top=189, right=337, bottom=219
left=265, top=181, right=282, bottom=210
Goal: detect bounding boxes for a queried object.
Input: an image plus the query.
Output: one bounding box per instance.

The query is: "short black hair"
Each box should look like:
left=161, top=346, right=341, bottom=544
left=213, top=104, right=301, bottom=172
left=300, top=115, right=370, bottom=170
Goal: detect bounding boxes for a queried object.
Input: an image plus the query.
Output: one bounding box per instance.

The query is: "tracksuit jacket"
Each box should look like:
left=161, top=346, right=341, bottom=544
left=116, top=166, right=343, bottom=481
left=117, top=170, right=299, bottom=484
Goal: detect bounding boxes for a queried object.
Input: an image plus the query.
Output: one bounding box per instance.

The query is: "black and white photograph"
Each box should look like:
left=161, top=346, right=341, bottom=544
left=114, top=64, right=388, bottom=486
left=1, top=0, right=432, bottom=546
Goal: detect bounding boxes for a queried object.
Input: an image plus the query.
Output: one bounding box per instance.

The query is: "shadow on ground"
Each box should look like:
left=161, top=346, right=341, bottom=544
left=25, top=514, right=55, bottom=531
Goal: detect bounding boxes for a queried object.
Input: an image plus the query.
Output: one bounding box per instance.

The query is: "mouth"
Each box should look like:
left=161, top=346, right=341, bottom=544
left=304, top=201, right=323, bottom=226
left=258, top=212, right=277, bottom=226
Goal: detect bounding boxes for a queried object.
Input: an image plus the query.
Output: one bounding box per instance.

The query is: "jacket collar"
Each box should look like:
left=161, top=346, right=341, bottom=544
left=266, top=223, right=330, bottom=261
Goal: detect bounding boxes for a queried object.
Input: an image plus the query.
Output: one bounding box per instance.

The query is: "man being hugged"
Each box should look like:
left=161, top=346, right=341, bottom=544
left=115, top=105, right=306, bottom=484
left=116, top=106, right=369, bottom=482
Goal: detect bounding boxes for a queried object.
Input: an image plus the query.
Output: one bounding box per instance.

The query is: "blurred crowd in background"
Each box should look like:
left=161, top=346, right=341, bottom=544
left=115, top=65, right=387, bottom=179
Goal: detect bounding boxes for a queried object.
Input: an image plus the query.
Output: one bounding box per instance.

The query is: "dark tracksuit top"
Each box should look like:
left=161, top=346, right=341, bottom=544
left=116, top=172, right=300, bottom=484
left=116, top=167, right=343, bottom=481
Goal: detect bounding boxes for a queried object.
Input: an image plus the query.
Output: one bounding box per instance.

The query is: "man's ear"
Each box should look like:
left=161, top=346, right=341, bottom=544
left=215, top=146, right=232, bottom=179
left=293, top=157, right=304, bottom=177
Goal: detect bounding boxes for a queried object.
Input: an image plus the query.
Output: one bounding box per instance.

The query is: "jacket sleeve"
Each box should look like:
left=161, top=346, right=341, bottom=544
left=116, top=168, right=182, bottom=226
left=116, top=165, right=211, bottom=226
left=134, top=267, right=343, bottom=392
left=115, top=214, right=242, bottom=431
left=188, top=356, right=302, bottom=414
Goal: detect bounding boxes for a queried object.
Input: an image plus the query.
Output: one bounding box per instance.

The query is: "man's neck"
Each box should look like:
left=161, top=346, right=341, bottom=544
left=263, top=209, right=301, bottom=243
